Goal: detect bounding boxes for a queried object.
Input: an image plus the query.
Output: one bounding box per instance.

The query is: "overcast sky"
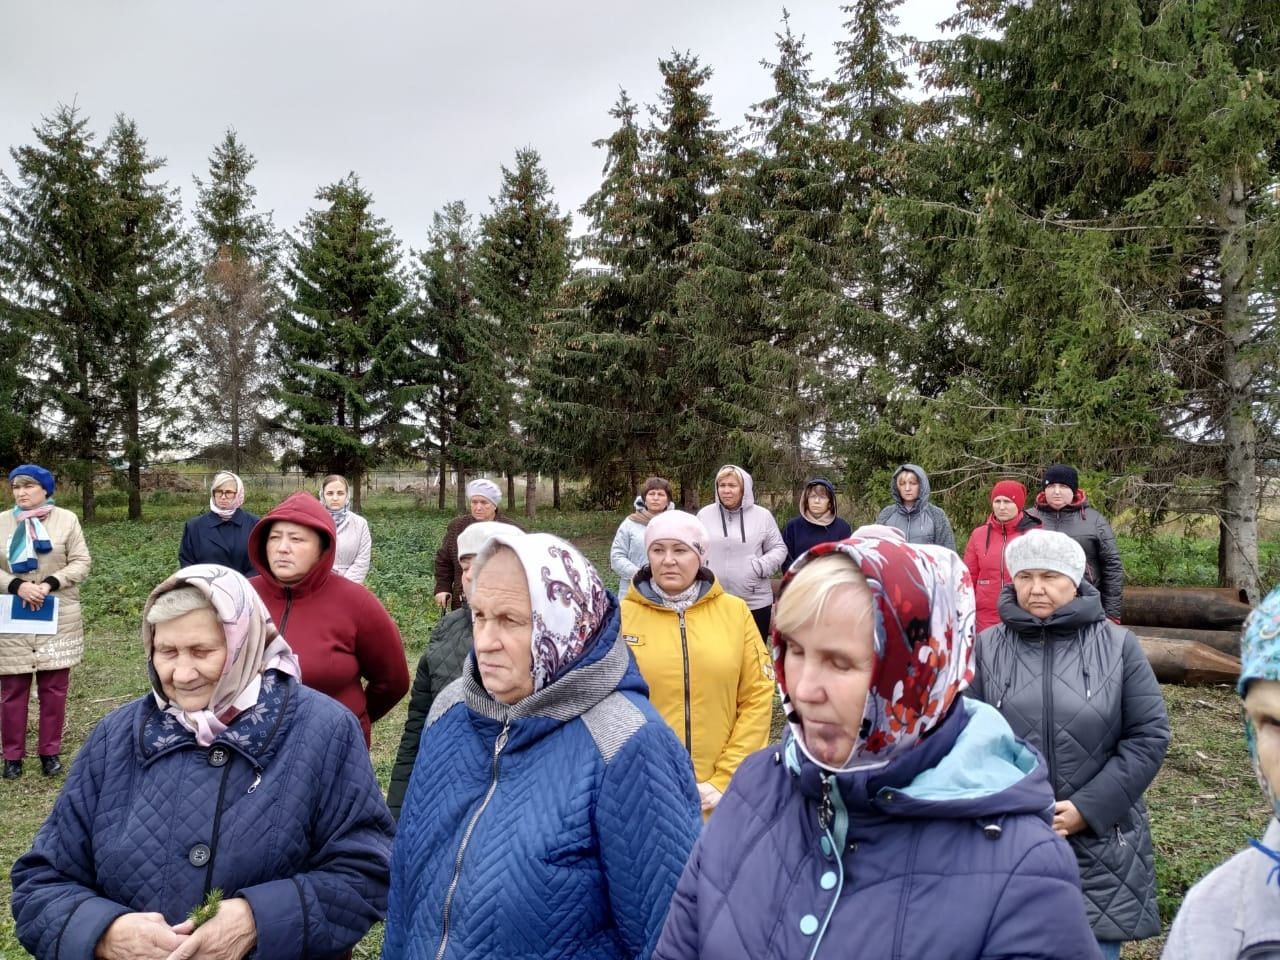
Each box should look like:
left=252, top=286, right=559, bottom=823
left=1, top=0, right=949, bottom=252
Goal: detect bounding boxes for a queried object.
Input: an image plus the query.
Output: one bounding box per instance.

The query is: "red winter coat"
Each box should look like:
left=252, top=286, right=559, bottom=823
left=963, top=511, right=1042, bottom=633
left=249, top=492, right=409, bottom=746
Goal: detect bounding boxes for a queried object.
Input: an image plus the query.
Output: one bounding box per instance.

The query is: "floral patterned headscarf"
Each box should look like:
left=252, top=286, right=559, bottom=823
left=142, top=564, right=302, bottom=746
left=773, top=534, right=976, bottom=773
left=1240, top=585, right=1280, bottom=814
left=475, top=532, right=609, bottom=693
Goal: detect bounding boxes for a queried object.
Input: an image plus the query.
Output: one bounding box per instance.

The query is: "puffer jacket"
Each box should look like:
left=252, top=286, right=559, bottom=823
left=875, top=464, right=956, bottom=551
left=968, top=582, right=1170, bottom=940
left=963, top=510, right=1042, bottom=632
left=333, top=511, right=372, bottom=583
left=695, top=466, right=786, bottom=612
left=249, top=492, right=409, bottom=745
left=610, top=496, right=675, bottom=598
left=781, top=478, right=852, bottom=572
left=1163, top=818, right=1280, bottom=959
left=0, top=506, right=91, bottom=674
left=653, top=699, right=1098, bottom=960
left=620, top=569, right=774, bottom=794
left=383, top=597, right=702, bottom=960
left=11, top=672, right=394, bottom=960
left=1028, top=489, right=1125, bottom=619
left=387, top=605, right=472, bottom=819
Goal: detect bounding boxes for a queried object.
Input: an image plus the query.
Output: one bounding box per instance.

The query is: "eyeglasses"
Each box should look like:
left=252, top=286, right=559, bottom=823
left=212, top=489, right=238, bottom=499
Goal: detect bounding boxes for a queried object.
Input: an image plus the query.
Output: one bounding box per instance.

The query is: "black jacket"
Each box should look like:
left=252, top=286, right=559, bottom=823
left=968, top=582, right=1170, bottom=940
left=386, top=606, right=472, bottom=819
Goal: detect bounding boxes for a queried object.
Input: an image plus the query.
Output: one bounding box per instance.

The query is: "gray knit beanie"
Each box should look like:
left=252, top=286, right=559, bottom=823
left=1004, top=529, right=1087, bottom=585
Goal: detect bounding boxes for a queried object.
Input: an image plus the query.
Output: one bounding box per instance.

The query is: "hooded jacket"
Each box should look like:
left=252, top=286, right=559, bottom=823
left=968, top=582, right=1170, bottom=940
left=11, top=673, right=394, bottom=960
left=695, top=466, right=786, bottom=611
left=249, top=492, right=409, bottom=745
left=1028, top=489, right=1125, bottom=620
left=653, top=699, right=1097, bottom=960
left=382, top=597, right=702, bottom=960
left=781, top=478, right=853, bottom=572
left=620, top=569, right=774, bottom=794
left=963, top=510, right=1042, bottom=633
left=875, top=464, right=956, bottom=551
left=610, top=495, right=676, bottom=599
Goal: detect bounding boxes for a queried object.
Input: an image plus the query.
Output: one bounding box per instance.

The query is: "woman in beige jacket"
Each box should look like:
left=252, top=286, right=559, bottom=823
left=1, top=464, right=90, bottom=779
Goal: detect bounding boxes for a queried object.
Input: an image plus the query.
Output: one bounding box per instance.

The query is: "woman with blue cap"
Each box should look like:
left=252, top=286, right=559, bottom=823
left=0, top=464, right=91, bottom=779
left=1164, top=585, right=1280, bottom=958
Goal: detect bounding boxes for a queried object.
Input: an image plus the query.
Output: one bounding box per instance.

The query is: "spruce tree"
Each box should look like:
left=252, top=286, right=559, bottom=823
left=472, top=148, right=572, bottom=517
left=181, top=130, right=279, bottom=470
left=277, top=175, right=409, bottom=510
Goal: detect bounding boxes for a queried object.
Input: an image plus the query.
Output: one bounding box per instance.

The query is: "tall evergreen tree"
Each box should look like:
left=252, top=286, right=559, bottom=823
left=276, top=175, right=409, bottom=509
left=472, top=148, right=572, bottom=516
left=181, top=130, right=279, bottom=470
left=102, top=116, right=186, bottom=519
left=410, top=201, right=506, bottom=510
left=0, top=106, right=116, bottom=519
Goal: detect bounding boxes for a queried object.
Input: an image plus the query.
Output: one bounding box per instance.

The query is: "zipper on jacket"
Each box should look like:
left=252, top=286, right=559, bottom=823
left=278, top=587, right=294, bottom=635
left=678, top=611, right=692, bottom=753
left=995, top=676, right=1013, bottom=710
left=1041, top=630, right=1057, bottom=783
left=1114, top=825, right=1127, bottom=848
left=201, top=761, right=235, bottom=897
left=435, top=719, right=510, bottom=960
left=1083, top=666, right=1092, bottom=700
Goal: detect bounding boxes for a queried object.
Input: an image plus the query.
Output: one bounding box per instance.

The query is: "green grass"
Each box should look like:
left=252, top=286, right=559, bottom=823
left=0, top=497, right=1272, bottom=958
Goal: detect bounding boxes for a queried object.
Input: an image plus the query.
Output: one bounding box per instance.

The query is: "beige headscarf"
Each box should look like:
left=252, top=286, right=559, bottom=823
left=143, top=563, right=301, bottom=746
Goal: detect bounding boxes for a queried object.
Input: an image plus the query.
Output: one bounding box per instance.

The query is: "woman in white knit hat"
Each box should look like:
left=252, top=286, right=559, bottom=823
left=432, top=478, right=521, bottom=611
left=967, top=529, right=1169, bottom=960
left=620, top=510, right=774, bottom=816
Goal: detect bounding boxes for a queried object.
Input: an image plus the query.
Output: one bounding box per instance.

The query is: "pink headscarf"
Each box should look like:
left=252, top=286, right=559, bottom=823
left=143, top=563, right=301, bottom=746
left=209, top=471, right=246, bottom=519
left=774, top=534, right=976, bottom=773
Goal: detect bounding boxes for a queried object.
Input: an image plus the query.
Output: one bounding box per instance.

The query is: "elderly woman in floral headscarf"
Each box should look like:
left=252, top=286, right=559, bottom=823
left=654, top=532, right=1097, bottom=960
left=179, top=470, right=259, bottom=576
left=1165, top=585, right=1280, bottom=959
left=11, top=564, right=395, bottom=960
left=385, top=532, right=701, bottom=960
left=1, top=463, right=91, bottom=780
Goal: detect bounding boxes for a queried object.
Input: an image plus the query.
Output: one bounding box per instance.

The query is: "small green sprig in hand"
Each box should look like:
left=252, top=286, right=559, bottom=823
left=188, top=888, right=223, bottom=929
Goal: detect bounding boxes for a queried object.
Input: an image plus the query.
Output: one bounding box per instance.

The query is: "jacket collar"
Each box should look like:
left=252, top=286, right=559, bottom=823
left=137, top=670, right=294, bottom=769
left=632, top=567, right=717, bottom=608
left=998, top=581, right=1106, bottom=638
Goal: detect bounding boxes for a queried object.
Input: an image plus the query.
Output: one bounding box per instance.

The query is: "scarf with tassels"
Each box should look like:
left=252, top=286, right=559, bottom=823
left=7, top=503, right=55, bottom=573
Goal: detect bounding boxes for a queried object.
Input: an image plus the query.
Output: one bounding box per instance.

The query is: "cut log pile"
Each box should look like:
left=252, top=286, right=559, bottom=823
left=1121, top=587, right=1249, bottom=686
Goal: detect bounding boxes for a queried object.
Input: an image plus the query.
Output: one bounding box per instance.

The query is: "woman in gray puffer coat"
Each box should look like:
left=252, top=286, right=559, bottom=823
left=967, top=529, right=1169, bottom=960
left=875, top=463, right=955, bottom=551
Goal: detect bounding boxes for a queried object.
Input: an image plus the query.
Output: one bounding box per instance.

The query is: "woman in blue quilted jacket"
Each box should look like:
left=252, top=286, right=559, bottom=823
left=654, top=531, right=1098, bottom=960
left=10, top=564, right=394, bottom=960
left=384, top=532, right=702, bottom=960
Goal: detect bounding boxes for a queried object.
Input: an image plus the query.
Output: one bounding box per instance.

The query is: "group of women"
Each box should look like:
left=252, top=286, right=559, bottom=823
left=2, top=459, right=1271, bottom=960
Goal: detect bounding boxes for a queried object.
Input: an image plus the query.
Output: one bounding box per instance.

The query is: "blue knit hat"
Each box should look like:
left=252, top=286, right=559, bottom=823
left=8, top=464, right=55, bottom=497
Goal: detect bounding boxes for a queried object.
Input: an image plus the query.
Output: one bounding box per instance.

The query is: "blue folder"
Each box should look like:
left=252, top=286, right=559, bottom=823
left=9, top=595, right=56, bottom=623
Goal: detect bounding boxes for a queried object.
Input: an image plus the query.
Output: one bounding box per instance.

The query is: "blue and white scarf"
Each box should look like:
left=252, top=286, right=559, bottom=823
left=8, top=503, right=54, bottom=573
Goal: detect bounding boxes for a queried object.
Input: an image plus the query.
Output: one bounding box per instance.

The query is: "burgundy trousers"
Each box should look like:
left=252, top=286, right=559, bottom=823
left=1, top=669, right=70, bottom=760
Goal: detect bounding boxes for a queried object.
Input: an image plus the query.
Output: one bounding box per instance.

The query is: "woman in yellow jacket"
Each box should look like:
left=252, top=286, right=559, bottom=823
left=621, top=510, right=774, bottom=814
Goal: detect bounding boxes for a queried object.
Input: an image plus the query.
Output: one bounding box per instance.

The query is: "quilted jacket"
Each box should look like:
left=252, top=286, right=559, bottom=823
left=383, top=598, right=702, bottom=960
left=654, top=699, right=1098, bottom=960
left=620, top=569, right=774, bottom=794
left=968, top=582, right=1170, bottom=940
left=875, top=464, right=957, bottom=551
left=1163, top=818, right=1280, bottom=959
left=0, top=505, right=91, bottom=674
left=387, top=605, right=472, bottom=819
left=11, top=672, right=395, bottom=960
left=1028, top=489, right=1125, bottom=619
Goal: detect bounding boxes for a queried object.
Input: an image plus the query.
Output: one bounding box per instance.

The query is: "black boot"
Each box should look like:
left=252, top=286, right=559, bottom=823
left=3, top=759, right=21, bottom=780
left=39, top=754, right=62, bottom=776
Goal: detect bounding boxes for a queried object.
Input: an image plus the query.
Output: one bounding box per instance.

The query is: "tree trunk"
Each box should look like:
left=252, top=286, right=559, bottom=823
left=525, top=470, right=538, bottom=518
left=351, top=468, right=362, bottom=512
left=1217, top=167, right=1260, bottom=603
left=437, top=456, right=447, bottom=511
left=455, top=463, right=466, bottom=513
left=553, top=471, right=561, bottom=509
left=679, top=471, right=697, bottom=511
left=126, top=386, right=142, bottom=521
left=506, top=472, right=515, bottom=509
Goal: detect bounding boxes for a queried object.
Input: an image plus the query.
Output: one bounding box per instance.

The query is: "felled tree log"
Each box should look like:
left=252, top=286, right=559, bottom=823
left=1139, top=637, right=1241, bottom=686
left=1130, top=625, right=1241, bottom=658
left=1122, top=587, right=1252, bottom=630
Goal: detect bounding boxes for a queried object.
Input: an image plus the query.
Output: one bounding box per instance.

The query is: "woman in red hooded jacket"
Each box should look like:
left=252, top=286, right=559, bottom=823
left=963, top=480, right=1041, bottom=633
left=249, top=491, right=409, bottom=746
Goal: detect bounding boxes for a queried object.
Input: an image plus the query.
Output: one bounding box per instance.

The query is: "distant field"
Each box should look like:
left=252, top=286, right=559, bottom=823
left=0, top=493, right=1274, bottom=958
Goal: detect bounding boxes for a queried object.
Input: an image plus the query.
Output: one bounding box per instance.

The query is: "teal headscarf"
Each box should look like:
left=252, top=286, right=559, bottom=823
left=1240, top=585, right=1280, bottom=816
